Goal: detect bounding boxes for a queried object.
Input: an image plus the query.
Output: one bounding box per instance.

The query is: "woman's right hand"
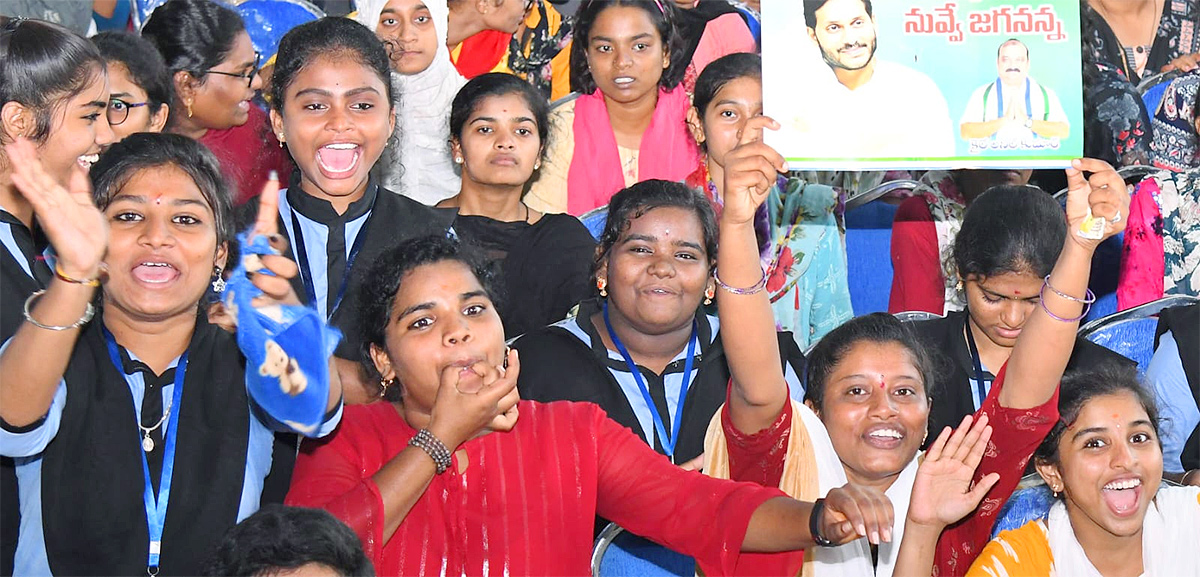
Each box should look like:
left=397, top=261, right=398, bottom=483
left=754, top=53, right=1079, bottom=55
left=721, top=115, right=786, bottom=226
left=820, top=483, right=895, bottom=545
left=427, top=348, right=521, bottom=450
left=906, top=413, right=1000, bottom=531
left=1062, top=158, right=1130, bottom=253
left=5, top=138, right=108, bottom=280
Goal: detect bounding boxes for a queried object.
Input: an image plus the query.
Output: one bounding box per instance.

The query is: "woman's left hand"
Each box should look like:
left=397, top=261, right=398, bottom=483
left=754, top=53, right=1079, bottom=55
left=1062, top=158, right=1130, bottom=252
left=1162, top=52, right=1200, bottom=73
left=246, top=176, right=302, bottom=309
left=906, top=413, right=1000, bottom=531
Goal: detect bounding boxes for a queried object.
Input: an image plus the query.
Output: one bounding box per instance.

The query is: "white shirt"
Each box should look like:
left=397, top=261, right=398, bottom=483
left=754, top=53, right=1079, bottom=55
left=959, top=76, right=1068, bottom=143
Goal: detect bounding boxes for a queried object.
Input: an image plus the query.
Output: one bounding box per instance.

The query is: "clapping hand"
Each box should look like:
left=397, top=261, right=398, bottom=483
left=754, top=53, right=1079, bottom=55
left=5, top=138, right=107, bottom=282
left=906, top=414, right=1000, bottom=531
left=721, top=115, right=787, bottom=226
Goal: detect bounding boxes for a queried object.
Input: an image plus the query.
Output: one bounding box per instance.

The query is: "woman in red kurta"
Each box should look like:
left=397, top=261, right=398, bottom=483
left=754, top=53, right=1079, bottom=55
left=286, top=234, right=898, bottom=576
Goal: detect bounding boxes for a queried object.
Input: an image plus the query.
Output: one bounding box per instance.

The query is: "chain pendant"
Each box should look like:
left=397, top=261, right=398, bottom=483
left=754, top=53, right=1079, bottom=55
left=142, top=434, right=155, bottom=453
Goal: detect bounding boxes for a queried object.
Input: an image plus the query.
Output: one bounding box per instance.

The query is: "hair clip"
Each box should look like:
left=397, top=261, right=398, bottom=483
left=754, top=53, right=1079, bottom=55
left=653, top=0, right=664, bottom=13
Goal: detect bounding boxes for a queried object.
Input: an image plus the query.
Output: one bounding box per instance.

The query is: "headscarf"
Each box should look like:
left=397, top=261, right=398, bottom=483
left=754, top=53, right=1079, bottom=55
left=354, top=0, right=466, bottom=205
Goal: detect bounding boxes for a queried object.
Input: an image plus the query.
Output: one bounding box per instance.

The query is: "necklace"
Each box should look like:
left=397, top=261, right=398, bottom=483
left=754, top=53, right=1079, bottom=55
left=1093, top=0, right=1160, bottom=76
left=138, top=396, right=173, bottom=452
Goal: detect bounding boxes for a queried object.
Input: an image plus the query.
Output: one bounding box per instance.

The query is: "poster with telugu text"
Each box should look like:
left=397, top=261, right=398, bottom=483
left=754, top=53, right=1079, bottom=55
left=763, top=0, right=1083, bottom=170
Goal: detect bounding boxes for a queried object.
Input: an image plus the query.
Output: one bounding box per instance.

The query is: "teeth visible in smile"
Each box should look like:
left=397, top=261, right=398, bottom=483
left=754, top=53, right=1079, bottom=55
left=869, top=429, right=902, bottom=439
left=141, top=262, right=171, bottom=267
left=323, top=143, right=358, bottom=150
left=78, top=154, right=99, bottom=167
left=614, top=77, right=634, bottom=84
left=1104, top=478, right=1141, bottom=490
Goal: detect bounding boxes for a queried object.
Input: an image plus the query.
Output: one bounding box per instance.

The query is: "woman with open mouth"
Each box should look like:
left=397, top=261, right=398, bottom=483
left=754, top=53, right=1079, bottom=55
left=525, top=0, right=701, bottom=216
left=514, top=179, right=806, bottom=472
left=0, top=132, right=342, bottom=575
left=143, top=0, right=292, bottom=206
left=0, top=18, right=116, bottom=574
left=285, top=232, right=896, bottom=576
left=435, top=72, right=594, bottom=338
left=265, top=18, right=455, bottom=404
left=963, top=362, right=1199, bottom=576
left=354, top=0, right=466, bottom=206
left=709, top=103, right=1132, bottom=576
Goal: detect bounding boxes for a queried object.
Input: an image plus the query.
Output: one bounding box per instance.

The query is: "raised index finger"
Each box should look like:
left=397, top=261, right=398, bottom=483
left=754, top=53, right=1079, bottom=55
left=737, top=115, right=782, bottom=148
left=252, top=171, right=281, bottom=240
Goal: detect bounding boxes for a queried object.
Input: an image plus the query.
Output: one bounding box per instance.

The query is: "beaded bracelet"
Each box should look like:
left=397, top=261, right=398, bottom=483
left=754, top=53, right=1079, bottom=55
left=713, top=267, right=768, bottom=295
left=54, top=263, right=101, bottom=287
left=409, top=429, right=453, bottom=474
left=1038, top=282, right=1092, bottom=323
left=23, top=289, right=94, bottom=331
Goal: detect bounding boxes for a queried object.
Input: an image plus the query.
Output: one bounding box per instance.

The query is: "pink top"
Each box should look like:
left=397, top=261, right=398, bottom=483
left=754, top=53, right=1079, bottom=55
left=287, top=400, right=802, bottom=576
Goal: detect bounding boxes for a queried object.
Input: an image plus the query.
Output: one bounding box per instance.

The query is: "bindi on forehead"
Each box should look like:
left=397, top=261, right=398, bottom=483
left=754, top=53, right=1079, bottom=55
left=878, top=374, right=886, bottom=389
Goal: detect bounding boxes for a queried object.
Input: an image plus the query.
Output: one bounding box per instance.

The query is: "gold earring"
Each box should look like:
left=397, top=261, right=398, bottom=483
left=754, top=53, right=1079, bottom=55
left=703, top=285, right=714, bottom=306
left=597, top=278, right=607, bottom=298
left=379, top=377, right=394, bottom=399
left=454, top=156, right=464, bottom=165
left=186, top=100, right=194, bottom=118
left=277, top=133, right=285, bottom=148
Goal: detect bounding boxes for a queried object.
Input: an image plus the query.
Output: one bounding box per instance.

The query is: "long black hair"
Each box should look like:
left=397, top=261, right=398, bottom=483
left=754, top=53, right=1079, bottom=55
left=90, top=132, right=233, bottom=246
left=1, top=18, right=106, bottom=145
left=203, top=505, right=374, bottom=576
left=142, top=0, right=246, bottom=82
left=270, top=17, right=395, bottom=111
left=449, top=72, right=550, bottom=150
left=953, top=185, right=1066, bottom=280
left=569, top=0, right=686, bottom=94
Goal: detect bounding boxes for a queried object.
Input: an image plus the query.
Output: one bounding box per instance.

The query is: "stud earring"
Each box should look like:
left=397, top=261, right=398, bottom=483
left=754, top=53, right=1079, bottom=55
left=955, top=279, right=964, bottom=292
left=454, top=156, right=464, bottom=165
left=597, top=278, right=607, bottom=298
left=703, top=285, right=714, bottom=306
left=211, top=266, right=226, bottom=293
left=277, top=134, right=285, bottom=148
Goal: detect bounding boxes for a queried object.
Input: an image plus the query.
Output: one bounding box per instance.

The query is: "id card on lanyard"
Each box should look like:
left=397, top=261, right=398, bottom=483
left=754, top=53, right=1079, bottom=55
left=103, top=328, right=188, bottom=576
left=964, top=324, right=993, bottom=410
left=290, top=210, right=370, bottom=321
left=602, top=300, right=698, bottom=462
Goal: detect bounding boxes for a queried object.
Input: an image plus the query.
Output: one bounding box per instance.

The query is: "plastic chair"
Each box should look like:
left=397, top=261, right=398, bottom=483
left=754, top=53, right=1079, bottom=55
left=579, top=206, right=609, bottom=242
left=1078, top=294, right=1200, bottom=373
left=133, top=0, right=169, bottom=29
left=592, top=523, right=694, bottom=577
left=236, top=0, right=324, bottom=60
left=1138, top=70, right=1181, bottom=117
left=991, top=478, right=1055, bottom=538
left=894, top=310, right=942, bottom=323
left=844, top=200, right=899, bottom=315
left=1052, top=165, right=1165, bottom=201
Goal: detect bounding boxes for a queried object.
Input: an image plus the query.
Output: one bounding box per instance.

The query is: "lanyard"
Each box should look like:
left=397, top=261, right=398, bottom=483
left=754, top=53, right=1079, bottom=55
left=289, top=209, right=370, bottom=320
left=602, top=300, right=698, bottom=460
left=102, top=328, right=188, bottom=576
left=995, top=77, right=1032, bottom=121
left=963, top=323, right=991, bottom=409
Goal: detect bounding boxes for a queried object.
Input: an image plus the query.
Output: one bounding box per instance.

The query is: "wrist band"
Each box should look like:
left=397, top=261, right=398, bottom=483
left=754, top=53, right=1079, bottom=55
left=1042, top=275, right=1096, bottom=304
left=713, top=267, right=767, bottom=295
left=23, top=289, right=94, bottom=331
left=1182, top=469, right=1199, bottom=486
left=409, top=429, right=453, bottom=474
left=54, top=263, right=101, bottom=287
left=1038, top=282, right=1091, bottom=323
left=809, top=498, right=837, bottom=547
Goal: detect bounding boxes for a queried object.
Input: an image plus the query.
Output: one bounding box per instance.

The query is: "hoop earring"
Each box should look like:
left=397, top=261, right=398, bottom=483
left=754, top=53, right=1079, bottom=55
left=211, top=266, right=225, bottom=293
left=597, top=278, right=607, bottom=298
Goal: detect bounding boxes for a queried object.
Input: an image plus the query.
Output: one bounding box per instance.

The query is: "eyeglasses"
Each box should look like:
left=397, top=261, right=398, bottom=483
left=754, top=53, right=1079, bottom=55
left=524, top=0, right=535, bottom=11
left=204, top=52, right=262, bottom=88
left=107, top=98, right=150, bottom=126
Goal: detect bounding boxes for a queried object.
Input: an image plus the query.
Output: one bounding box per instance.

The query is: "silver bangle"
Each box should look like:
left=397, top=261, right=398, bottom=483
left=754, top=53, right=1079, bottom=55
left=713, top=267, right=768, bottom=295
left=23, top=290, right=94, bottom=331
left=409, top=429, right=453, bottom=474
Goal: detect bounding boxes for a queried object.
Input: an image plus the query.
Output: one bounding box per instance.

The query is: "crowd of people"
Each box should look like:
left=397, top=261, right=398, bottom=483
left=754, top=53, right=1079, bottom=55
left=0, top=0, right=1197, bottom=575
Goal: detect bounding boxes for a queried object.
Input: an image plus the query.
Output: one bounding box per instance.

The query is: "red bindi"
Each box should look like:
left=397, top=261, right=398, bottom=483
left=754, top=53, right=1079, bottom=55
left=1014, top=290, right=1021, bottom=295
left=152, top=194, right=163, bottom=205
left=878, top=375, right=886, bottom=389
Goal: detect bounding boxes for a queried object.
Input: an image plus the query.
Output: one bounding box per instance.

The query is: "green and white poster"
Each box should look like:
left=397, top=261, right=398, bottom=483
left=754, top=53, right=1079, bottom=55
left=763, top=0, right=1083, bottom=169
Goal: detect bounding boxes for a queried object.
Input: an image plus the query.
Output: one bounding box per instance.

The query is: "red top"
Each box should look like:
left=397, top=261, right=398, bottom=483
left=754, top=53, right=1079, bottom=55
left=888, top=196, right=944, bottom=314
left=723, top=365, right=1059, bottom=577
left=287, top=400, right=803, bottom=576
left=199, top=104, right=293, bottom=206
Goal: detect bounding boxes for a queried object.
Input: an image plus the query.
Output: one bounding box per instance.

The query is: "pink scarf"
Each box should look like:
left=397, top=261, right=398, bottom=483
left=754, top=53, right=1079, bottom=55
left=567, top=86, right=700, bottom=215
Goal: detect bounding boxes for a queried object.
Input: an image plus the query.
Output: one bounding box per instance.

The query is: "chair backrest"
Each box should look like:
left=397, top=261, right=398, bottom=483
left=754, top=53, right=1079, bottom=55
left=991, top=480, right=1055, bottom=538
left=1079, top=294, right=1200, bottom=373
left=844, top=200, right=899, bottom=315
left=894, top=310, right=942, bottom=323
left=236, top=0, right=324, bottom=60
left=580, top=206, right=609, bottom=242
left=592, top=523, right=694, bottom=577
left=1053, top=165, right=1165, bottom=200
left=133, top=0, right=170, bottom=30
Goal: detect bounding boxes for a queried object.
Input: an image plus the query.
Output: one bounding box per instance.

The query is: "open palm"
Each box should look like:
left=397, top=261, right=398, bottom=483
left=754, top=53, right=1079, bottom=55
left=6, top=139, right=107, bottom=279
left=907, top=414, right=1000, bottom=529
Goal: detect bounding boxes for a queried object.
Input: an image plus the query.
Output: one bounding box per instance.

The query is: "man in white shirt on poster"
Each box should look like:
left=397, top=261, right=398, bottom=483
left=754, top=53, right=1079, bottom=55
left=792, top=0, right=956, bottom=159
left=959, top=39, right=1070, bottom=149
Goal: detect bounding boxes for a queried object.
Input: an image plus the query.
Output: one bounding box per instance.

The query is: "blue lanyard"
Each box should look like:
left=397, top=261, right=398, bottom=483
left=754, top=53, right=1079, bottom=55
left=602, top=300, right=698, bottom=460
left=289, top=208, right=370, bottom=320
left=963, top=323, right=991, bottom=409
left=995, top=77, right=1032, bottom=121
left=102, top=328, right=188, bottom=576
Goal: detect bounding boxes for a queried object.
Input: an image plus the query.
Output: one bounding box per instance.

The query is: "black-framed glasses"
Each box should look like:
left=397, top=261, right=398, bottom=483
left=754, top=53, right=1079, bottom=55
left=107, top=98, right=150, bottom=126
left=204, top=52, right=262, bottom=88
